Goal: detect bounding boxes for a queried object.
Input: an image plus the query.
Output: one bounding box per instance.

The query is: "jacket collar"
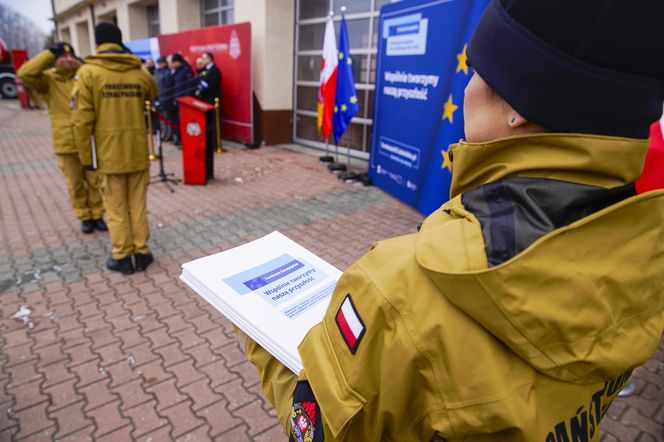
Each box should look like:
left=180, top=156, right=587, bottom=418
left=96, top=43, right=125, bottom=54
left=449, top=133, right=649, bottom=198
left=53, top=66, right=78, bottom=79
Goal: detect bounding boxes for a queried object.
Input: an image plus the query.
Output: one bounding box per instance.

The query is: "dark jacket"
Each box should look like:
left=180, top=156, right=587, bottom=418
left=153, top=66, right=171, bottom=103
left=195, top=63, right=222, bottom=104
left=172, top=63, right=194, bottom=104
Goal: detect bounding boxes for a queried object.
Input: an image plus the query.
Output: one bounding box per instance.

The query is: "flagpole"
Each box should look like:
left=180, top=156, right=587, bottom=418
left=320, top=137, right=333, bottom=163
left=328, top=6, right=349, bottom=173
left=328, top=137, right=347, bottom=172
left=319, top=10, right=335, bottom=164
left=340, top=139, right=358, bottom=182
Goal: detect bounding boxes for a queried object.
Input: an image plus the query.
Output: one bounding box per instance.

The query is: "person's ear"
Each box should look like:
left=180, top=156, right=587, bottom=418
left=508, top=111, right=528, bottom=129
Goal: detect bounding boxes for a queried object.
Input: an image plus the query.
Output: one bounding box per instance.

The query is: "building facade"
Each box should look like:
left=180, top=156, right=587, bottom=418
left=53, top=0, right=398, bottom=156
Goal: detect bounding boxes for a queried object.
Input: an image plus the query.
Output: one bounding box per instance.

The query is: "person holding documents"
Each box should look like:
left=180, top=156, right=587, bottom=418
left=17, top=43, right=106, bottom=235
left=234, top=0, right=664, bottom=440
left=72, top=23, right=157, bottom=275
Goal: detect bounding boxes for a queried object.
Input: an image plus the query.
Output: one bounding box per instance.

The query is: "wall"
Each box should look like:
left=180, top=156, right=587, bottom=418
left=74, top=19, right=92, bottom=56
left=159, top=0, right=199, bottom=35
left=235, top=0, right=295, bottom=144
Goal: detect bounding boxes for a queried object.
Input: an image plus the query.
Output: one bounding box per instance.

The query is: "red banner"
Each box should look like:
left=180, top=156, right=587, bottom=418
left=158, top=22, right=253, bottom=143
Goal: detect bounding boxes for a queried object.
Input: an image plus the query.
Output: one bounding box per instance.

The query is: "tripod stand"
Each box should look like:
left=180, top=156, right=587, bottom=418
left=148, top=104, right=180, bottom=192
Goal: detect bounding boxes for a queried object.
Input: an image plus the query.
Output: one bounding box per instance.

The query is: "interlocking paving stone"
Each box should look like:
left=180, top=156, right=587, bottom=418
left=0, top=100, right=662, bottom=442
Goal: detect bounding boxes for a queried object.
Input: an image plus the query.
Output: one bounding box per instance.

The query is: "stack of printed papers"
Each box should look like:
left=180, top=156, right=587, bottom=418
left=180, top=231, right=342, bottom=374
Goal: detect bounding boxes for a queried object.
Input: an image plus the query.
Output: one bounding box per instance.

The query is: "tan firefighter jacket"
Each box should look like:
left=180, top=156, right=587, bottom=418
left=17, top=50, right=79, bottom=154
left=238, top=133, right=664, bottom=441
left=71, top=43, right=157, bottom=174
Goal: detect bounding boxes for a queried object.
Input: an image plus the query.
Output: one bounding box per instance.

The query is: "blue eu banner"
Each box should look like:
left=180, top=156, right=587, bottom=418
left=333, top=15, right=359, bottom=145
left=369, top=0, right=489, bottom=215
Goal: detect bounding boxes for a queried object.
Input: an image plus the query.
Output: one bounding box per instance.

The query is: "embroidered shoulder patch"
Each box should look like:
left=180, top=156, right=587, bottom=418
left=335, top=294, right=366, bottom=354
left=290, top=381, right=324, bottom=442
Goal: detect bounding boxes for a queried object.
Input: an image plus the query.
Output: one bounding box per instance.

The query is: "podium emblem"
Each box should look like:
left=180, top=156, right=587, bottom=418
left=186, top=121, right=202, bottom=136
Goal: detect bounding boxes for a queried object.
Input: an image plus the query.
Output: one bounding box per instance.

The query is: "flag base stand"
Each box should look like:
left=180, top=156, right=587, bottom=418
left=356, top=172, right=373, bottom=186
left=327, top=163, right=347, bottom=172
left=319, top=155, right=334, bottom=163
left=339, top=171, right=359, bottom=183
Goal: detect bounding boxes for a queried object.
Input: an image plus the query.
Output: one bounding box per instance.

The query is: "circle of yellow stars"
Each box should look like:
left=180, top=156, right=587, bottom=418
left=334, top=51, right=358, bottom=114
left=440, top=44, right=469, bottom=171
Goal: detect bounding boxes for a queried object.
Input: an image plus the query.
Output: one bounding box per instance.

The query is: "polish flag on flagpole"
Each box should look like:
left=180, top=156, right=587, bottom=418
left=317, top=15, right=338, bottom=140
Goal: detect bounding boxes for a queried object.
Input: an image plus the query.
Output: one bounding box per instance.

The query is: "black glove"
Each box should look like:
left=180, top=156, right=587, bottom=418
left=49, top=42, right=74, bottom=59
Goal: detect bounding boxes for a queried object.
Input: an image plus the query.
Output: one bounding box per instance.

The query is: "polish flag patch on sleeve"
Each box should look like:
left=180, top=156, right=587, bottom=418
left=335, top=294, right=365, bottom=354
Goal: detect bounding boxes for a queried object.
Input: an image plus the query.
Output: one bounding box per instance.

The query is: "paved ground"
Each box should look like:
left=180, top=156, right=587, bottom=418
left=0, top=100, right=662, bottom=441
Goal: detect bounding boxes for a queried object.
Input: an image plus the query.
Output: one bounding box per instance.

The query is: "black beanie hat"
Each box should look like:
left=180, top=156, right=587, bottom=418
left=95, top=22, right=123, bottom=46
left=468, top=0, right=664, bottom=139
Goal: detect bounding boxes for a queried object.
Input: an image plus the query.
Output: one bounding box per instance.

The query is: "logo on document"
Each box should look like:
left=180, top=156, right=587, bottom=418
left=383, top=13, right=428, bottom=56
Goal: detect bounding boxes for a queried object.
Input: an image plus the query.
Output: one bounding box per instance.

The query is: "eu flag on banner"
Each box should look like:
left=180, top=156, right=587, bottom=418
left=414, top=0, right=488, bottom=215
left=369, top=0, right=489, bottom=215
left=333, top=15, right=359, bottom=145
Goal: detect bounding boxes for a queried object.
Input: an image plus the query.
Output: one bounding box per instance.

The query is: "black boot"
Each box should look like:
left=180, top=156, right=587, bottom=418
left=93, top=218, right=108, bottom=231
left=106, top=256, right=134, bottom=275
left=134, top=252, right=154, bottom=272
left=81, top=219, right=94, bottom=234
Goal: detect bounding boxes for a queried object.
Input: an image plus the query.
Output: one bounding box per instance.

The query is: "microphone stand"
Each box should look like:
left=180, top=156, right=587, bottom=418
left=149, top=103, right=181, bottom=192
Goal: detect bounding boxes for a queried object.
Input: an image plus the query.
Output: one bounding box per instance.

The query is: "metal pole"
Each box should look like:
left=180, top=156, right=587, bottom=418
left=146, top=100, right=157, bottom=160
left=214, top=97, right=223, bottom=154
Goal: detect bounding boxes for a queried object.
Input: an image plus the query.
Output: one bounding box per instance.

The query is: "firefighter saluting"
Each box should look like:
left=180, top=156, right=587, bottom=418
left=18, top=43, right=107, bottom=234
left=72, top=23, right=158, bottom=275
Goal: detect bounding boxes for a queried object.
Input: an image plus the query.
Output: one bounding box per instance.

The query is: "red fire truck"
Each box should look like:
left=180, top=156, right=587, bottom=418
left=0, top=37, right=18, bottom=99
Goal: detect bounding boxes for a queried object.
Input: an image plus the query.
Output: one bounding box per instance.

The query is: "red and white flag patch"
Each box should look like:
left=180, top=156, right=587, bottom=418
left=335, top=294, right=365, bottom=354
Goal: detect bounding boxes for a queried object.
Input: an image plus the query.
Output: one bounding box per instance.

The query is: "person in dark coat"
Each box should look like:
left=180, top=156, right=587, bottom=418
left=170, top=53, right=194, bottom=146
left=194, top=52, right=223, bottom=180
left=194, top=52, right=222, bottom=105
left=153, top=56, right=173, bottom=140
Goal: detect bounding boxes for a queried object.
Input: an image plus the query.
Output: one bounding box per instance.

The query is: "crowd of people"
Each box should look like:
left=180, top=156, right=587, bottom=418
left=146, top=51, right=221, bottom=147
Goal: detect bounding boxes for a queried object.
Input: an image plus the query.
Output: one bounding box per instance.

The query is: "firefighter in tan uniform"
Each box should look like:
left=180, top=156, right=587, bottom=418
left=17, top=43, right=107, bottom=234
left=72, top=23, right=158, bottom=275
left=229, top=0, right=664, bottom=441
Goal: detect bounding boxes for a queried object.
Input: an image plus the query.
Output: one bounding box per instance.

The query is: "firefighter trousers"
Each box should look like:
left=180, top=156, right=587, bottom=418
left=99, top=169, right=150, bottom=260
left=56, top=153, right=104, bottom=221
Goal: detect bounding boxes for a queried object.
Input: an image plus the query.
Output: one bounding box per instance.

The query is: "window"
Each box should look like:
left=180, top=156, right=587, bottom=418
left=147, top=4, right=160, bottom=38
left=293, top=0, right=401, bottom=157
left=201, top=0, right=234, bottom=27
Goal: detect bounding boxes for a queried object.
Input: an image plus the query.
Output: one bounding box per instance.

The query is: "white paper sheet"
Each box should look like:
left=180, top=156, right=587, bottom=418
left=180, top=231, right=342, bottom=374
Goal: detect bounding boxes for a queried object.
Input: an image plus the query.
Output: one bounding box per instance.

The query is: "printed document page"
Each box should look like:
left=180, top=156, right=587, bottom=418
left=180, top=232, right=342, bottom=374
